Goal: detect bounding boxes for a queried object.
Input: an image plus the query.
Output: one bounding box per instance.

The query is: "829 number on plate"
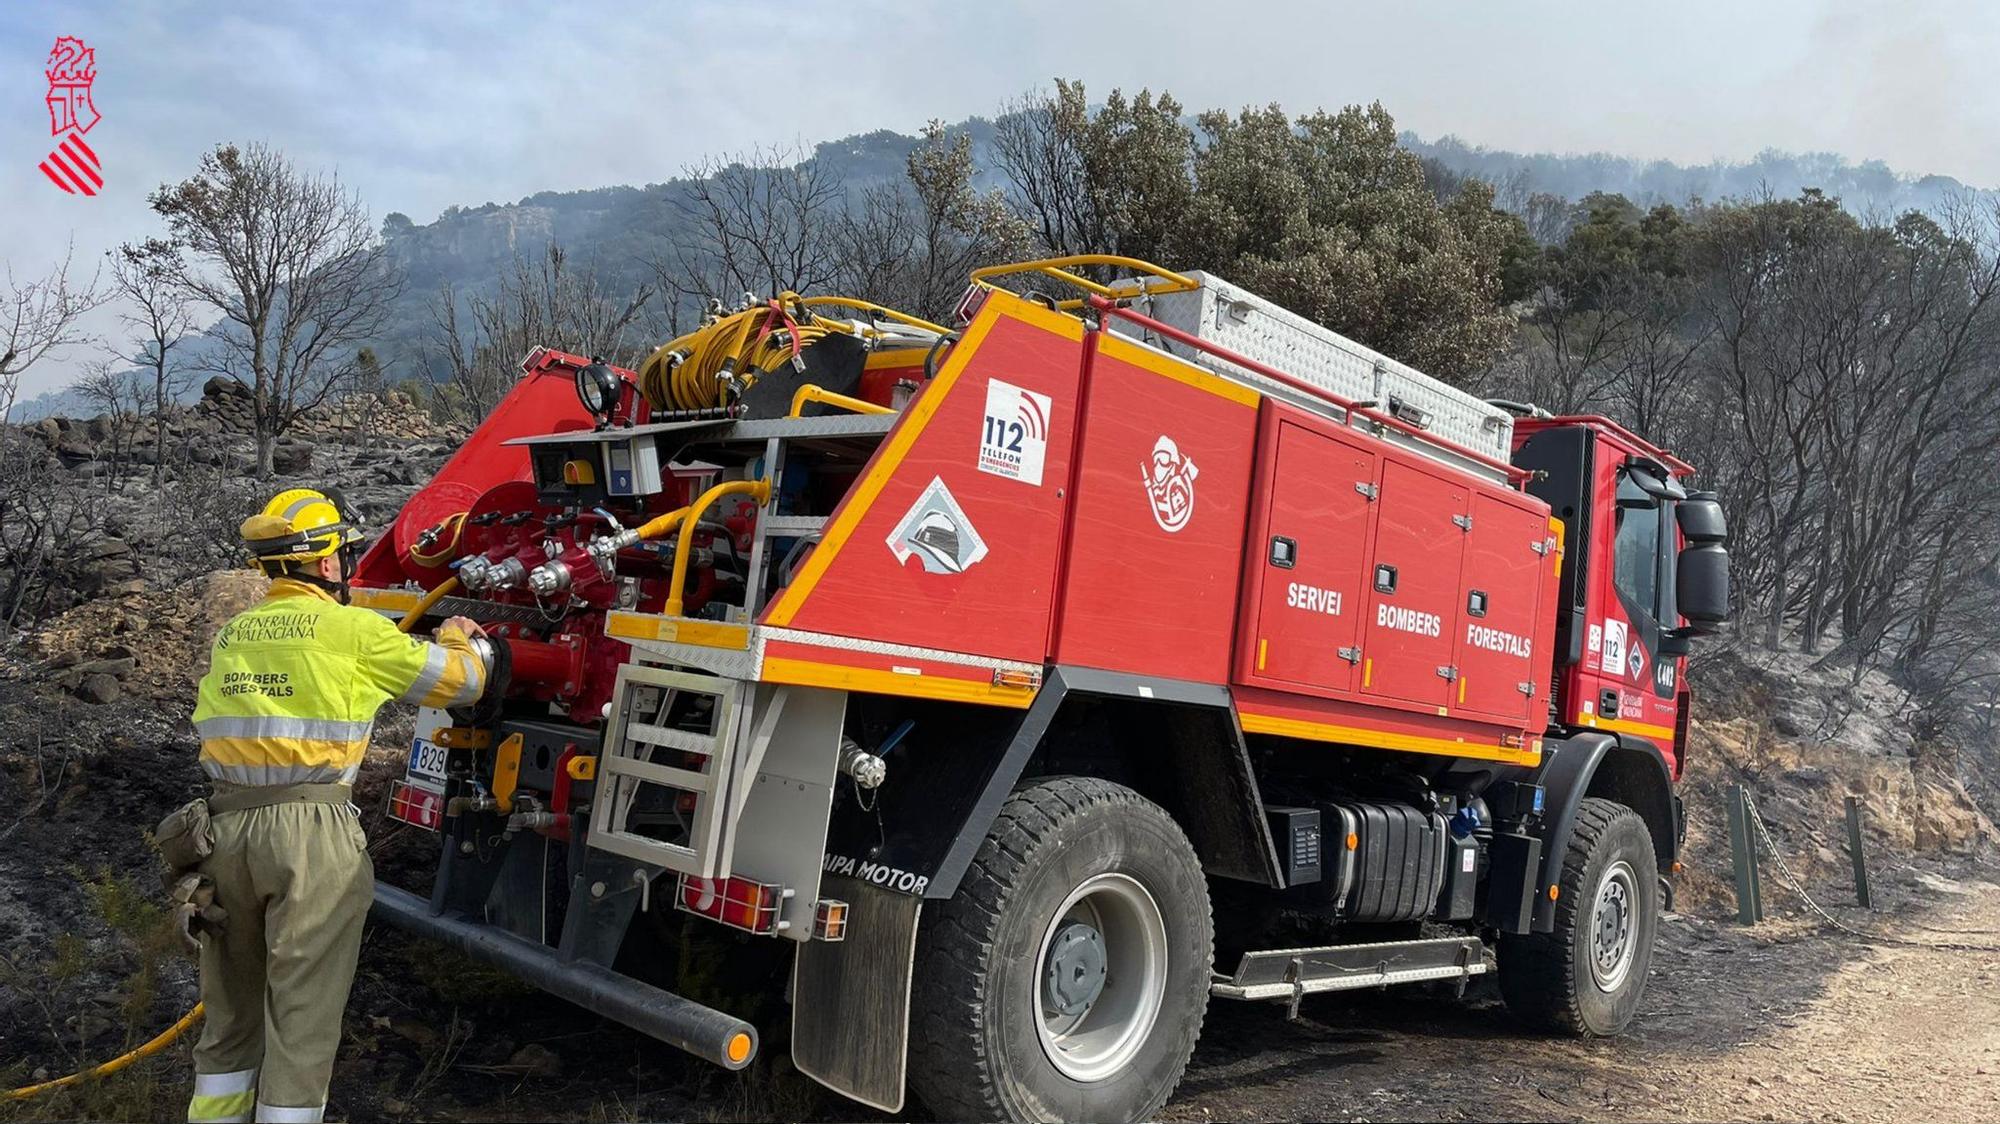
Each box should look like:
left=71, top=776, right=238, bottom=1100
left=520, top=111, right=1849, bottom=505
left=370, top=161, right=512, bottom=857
left=406, top=736, right=449, bottom=785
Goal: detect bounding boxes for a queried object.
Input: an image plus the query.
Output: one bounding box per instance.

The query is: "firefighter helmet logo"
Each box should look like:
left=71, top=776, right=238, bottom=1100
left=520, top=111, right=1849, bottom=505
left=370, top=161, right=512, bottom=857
left=886, top=477, right=988, bottom=574
left=1142, top=435, right=1198, bottom=533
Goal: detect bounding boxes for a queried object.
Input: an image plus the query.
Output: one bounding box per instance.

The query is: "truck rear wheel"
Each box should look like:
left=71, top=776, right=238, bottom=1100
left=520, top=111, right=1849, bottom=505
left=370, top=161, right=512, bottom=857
left=1498, top=797, right=1659, bottom=1036
left=909, top=776, right=1212, bottom=1123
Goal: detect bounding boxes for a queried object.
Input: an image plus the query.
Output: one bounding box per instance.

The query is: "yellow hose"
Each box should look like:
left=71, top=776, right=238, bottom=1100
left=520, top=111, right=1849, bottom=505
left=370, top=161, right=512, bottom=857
left=664, top=480, right=770, bottom=616
left=634, top=292, right=942, bottom=412
left=7, top=1003, right=204, bottom=1100
left=408, top=512, right=469, bottom=569
left=10, top=564, right=459, bottom=1101
left=398, top=575, right=461, bottom=633
left=629, top=505, right=693, bottom=544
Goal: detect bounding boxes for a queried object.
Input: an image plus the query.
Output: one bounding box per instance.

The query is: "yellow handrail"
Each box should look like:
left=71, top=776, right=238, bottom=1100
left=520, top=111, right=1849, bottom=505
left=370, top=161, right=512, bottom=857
left=792, top=295, right=951, bottom=337
left=790, top=384, right=893, bottom=418
left=664, top=480, right=772, bottom=617
left=968, top=254, right=1200, bottom=307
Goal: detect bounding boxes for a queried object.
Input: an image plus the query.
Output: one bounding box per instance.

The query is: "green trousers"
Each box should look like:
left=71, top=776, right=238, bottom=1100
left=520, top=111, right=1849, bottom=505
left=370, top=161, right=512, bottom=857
left=186, top=801, right=373, bottom=1124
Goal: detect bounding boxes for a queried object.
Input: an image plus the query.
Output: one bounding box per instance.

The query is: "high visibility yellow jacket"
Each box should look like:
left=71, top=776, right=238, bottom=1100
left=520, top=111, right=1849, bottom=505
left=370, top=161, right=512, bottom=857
left=193, top=578, right=487, bottom=787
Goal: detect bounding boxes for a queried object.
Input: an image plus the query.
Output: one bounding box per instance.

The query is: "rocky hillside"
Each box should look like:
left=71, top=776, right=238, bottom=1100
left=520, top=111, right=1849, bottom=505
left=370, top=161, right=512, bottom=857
left=23, top=376, right=455, bottom=478
left=0, top=379, right=461, bottom=629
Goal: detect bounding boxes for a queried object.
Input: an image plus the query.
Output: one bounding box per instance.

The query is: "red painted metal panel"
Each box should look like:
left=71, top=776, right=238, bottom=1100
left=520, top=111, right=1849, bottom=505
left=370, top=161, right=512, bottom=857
left=353, top=348, right=609, bottom=587
left=774, top=306, right=1082, bottom=664
left=1453, top=492, right=1551, bottom=724
left=1053, top=341, right=1256, bottom=684
left=1239, top=411, right=1377, bottom=695
left=1360, top=458, right=1469, bottom=710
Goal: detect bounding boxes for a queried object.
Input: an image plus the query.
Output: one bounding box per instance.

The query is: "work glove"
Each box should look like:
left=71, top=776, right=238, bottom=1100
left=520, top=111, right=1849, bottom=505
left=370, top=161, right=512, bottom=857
left=168, top=872, right=229, bottom=952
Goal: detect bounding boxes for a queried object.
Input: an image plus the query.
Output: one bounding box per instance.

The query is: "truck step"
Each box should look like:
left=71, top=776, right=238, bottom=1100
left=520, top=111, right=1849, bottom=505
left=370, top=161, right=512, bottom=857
left=589, top=664, right=743, bottom=878
left=1210, top=935, right=1491, bottom=1007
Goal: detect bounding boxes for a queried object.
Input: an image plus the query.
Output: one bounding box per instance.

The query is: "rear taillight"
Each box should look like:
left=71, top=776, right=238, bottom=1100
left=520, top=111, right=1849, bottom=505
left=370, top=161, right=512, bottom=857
left=386, top=780, right=444, bottom=831
left=677, top=875, right=791, bottom=934
left=812, top=898, right=849, bottom=941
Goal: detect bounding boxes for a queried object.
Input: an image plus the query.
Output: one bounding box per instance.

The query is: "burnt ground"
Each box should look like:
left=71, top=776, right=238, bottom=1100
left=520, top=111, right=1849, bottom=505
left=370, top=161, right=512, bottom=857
left=278, top=854, right=2000, bottom=1122
left=2, top=583, right=1997, bottom=1122
left=323, top=855, right=2000, bottom=1124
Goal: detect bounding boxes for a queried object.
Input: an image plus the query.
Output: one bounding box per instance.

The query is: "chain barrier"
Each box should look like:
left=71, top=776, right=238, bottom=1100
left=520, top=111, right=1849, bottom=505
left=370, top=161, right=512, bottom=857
left=1740, top=791, right=2000, bottom=952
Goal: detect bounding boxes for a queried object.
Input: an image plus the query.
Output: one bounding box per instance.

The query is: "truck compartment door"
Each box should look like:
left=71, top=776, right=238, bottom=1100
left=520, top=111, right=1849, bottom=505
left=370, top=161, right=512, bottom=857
left=1452, top=493, right=1550, bottom=723
left=1245, top=420, right=1376, bottom=694
left=1359, top=459, right=1469, bottom=710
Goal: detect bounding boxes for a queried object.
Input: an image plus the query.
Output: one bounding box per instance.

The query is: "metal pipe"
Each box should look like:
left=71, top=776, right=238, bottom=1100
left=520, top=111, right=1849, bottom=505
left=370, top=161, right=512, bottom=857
left=664, top=479, right=770, bottom=616
left=370, top=882, right=758, bottom=1070
left=502, top=636, right=579, bottom=690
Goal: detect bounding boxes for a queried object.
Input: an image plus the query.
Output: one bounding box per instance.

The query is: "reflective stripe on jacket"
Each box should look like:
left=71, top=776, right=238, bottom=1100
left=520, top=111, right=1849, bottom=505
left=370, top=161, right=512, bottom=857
left=193, top=578, right=486, bottom=787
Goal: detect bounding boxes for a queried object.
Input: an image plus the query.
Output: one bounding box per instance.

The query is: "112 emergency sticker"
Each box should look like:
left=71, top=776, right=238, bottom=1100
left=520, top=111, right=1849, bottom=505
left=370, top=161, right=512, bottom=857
left=978, top=378, right=1051, bottom=485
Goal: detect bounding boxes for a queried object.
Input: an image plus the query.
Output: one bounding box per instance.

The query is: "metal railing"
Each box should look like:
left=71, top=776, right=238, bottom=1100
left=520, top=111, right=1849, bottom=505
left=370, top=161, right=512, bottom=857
left=1086, top=294, right=1534, bottom=485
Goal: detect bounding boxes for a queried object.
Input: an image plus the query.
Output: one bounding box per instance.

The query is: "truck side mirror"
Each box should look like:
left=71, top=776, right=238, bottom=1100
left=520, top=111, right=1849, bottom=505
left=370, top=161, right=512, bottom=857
left=1676, top=493, right=1727, bottom=544
left=1672, top=491, right=1729, bottom=635
left=1676, top=542, right=1729, bottom=633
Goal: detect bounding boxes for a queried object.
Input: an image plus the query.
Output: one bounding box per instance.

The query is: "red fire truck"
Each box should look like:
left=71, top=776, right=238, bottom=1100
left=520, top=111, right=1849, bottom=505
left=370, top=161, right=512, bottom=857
left=355, top=257, right=1729, bottom=1122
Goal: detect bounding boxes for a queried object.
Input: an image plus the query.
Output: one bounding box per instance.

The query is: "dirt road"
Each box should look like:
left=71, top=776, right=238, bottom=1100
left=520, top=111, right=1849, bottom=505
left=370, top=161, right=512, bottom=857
left=308, top=862, right=2000, bottom=1123
left=1164, top=873, right=2000, bottom=1123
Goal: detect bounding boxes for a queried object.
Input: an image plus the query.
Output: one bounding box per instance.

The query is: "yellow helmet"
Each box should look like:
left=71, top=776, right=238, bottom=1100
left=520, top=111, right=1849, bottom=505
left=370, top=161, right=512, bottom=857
left=241, top=488, right=360, bottom=564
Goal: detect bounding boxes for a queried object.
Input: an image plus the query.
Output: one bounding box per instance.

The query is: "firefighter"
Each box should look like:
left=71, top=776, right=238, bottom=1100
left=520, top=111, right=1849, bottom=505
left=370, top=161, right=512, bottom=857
left=185, top=489, right=487, bottom=1124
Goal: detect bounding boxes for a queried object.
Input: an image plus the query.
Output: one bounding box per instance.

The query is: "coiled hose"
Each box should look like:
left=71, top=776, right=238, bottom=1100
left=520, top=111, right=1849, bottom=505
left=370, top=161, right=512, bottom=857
left=7, top=578, right=451, bottom=1102
left=635, top=293, right=946, bottom=411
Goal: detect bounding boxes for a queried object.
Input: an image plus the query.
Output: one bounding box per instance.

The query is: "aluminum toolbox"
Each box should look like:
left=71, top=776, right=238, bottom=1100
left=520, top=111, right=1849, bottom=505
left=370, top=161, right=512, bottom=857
left=1109, top=271, right=1515, bottom=479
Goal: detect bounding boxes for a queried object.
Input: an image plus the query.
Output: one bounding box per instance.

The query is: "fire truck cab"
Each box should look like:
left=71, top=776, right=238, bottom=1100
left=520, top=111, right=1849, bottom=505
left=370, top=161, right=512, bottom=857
left=356, top=257, right=1728, bottom=1123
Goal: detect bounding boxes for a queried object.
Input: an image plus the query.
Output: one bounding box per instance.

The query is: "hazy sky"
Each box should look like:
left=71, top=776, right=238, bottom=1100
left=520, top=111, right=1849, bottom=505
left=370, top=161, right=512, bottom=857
left=5, top=0, right=1998, bottom=395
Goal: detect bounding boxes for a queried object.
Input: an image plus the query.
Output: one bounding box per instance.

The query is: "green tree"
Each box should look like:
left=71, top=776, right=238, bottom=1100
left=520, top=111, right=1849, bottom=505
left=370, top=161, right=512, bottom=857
left=834, top=122, right=1030, bottom=321
left=993, top=80, right=1194, bottom=266
left=995, top=86, right=1527, bottom=380
left=1171, top=102, right=1526, bottom=379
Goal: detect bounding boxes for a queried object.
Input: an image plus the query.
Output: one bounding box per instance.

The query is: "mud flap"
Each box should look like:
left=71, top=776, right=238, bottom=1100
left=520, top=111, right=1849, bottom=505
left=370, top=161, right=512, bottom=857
left=485, top=832, right=550, bottom=943
left=791, top=873, right=921, bottom=1112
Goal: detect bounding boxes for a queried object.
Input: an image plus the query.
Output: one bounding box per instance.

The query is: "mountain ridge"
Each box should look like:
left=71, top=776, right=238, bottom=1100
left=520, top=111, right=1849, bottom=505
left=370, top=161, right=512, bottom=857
left=15, top=120, right=1991, bottom=422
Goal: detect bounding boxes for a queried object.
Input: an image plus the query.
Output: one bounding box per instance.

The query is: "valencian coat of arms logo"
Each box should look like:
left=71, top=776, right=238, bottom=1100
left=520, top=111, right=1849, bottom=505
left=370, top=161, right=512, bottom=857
left=39, top=36, right=102, bottom=196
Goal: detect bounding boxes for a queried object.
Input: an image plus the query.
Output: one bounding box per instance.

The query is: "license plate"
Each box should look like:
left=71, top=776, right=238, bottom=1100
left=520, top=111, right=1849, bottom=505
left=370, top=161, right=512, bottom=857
left=386, top=779, right=444, bottom=831
left=406, top=734, right=449, bottom=786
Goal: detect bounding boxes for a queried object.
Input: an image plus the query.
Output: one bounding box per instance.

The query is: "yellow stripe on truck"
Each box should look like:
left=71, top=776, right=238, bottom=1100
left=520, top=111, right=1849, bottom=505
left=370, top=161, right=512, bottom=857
left=761, top=657, right=1036, bottom=708
left=1583, top=714, right=1676, bottom=741
left=605, top=612, right=751, bottom=650
left=1237, top=710, right=1543, bottom=766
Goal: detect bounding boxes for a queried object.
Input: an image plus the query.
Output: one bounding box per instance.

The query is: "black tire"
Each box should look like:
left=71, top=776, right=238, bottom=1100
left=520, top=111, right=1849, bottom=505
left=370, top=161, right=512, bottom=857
left=909, top=777, right=1213, bottom=1123
left=1498, top=797, right=1659, bottom=1036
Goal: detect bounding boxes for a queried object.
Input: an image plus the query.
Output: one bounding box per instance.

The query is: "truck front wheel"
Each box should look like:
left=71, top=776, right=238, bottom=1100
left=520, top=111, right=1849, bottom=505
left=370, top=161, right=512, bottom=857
left=909, top=776, right=1213, bottom=1123
left=1498, top=796, right=1660, bottom=1036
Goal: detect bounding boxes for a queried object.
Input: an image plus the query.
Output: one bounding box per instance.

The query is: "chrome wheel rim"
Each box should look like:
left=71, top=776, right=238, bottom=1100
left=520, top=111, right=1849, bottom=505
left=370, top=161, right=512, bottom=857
left=1032, top=872, right=1168, bottom=1082
left=1589, top=860, right=1639, bottom=992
